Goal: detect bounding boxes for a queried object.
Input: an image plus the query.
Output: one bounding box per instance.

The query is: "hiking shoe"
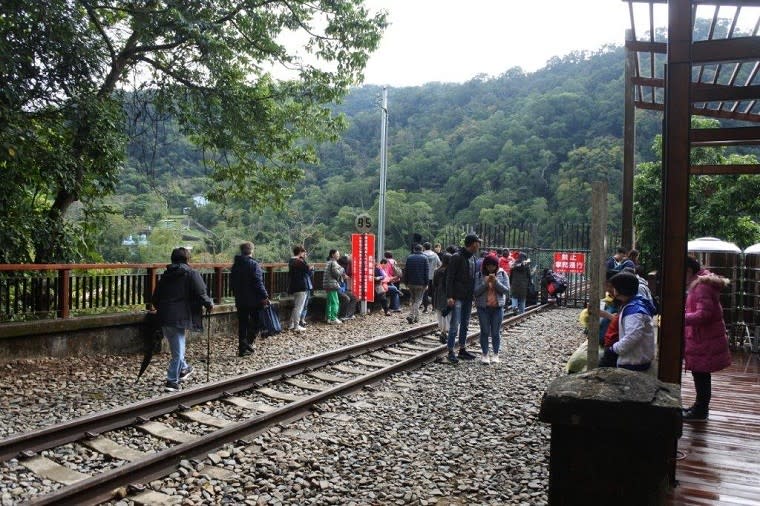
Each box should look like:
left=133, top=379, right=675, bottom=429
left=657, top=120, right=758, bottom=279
left=164, top=381, right=180, bottom=392
left=179, top=366, right=194, bottom=381
left=406, top=316, right=414, bottom=324
left=299, top=320, right=308, bottom=327
left=682, top=408, right=708, bottom=422
left=238, top=349, right=253, bottom=357
left=439, top=332, right=447, bottom=344
left=480, top=354, right=490, bottom=365
left=458, top=349, right=477, bottom=360
left=491, top=354, right=501, bottom=364
left=294, top=325, right=306, bottom=332
left=447, top=352, right=459, bottom=364
left=422, top=308, right=428, bottom=313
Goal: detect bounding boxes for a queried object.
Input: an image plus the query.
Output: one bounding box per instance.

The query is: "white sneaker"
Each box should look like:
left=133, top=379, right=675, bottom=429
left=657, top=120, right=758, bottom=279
left=294, top=325, right=306, bottom=332
left=491, top=354, right=501, bottom=364
left=328, top=319, right=342, bottom=325
left=481, top=354, right=490, bottom=364
left=334, top=318, right=343, bottom=324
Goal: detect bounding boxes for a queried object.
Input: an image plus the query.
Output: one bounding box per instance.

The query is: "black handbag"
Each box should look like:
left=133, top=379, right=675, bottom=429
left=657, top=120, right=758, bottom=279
left=258, top=303, right=282, bottom=336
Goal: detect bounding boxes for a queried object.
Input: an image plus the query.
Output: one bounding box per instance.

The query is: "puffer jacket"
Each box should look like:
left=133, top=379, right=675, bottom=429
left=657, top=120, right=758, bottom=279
left=323, top=259, right=344, bottom=291
left=152, top=263, right=213, bottom=331
left=473, top=269, right=510, bottom=308
left=612, top=294, right=657, bottom=367
left=287, top=256, right=311, bottom=294
left=684, top=269, right=732, bottom=373
left=231, top=254, right=269, bottom=308
left=509, top=261, right=532, bottom=299
left=403, top=252, right=429, bottom=286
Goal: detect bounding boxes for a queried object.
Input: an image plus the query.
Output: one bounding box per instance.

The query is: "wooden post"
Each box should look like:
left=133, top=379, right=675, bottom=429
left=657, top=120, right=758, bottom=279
left=265, top=265, right=275, bottom=296
left=145, top=267, right=157, bottom=310
left=213, top=266, right=223, bottom=304
left=622, top=29, right=636, bottom=251
left=587, top=181, right=608, bottom=369
left=57, top=269, right=71, bottom=319
left=659, top=0, right=691, bottom=385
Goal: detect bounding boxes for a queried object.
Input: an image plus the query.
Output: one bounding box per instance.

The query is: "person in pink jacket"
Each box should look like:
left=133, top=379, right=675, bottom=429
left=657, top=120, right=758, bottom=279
left=682, top=256, right=732, bottom=421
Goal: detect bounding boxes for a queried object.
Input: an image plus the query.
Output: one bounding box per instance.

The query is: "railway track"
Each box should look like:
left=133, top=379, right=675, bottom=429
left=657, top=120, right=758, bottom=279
left=1, top=305, right=546, bottom=505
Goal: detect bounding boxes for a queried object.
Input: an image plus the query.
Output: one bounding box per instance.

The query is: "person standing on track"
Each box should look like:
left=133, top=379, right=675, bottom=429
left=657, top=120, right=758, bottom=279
left=403, top=244, right=429, bottom=324
left=509, top=252, right=531, bottom=314
left=473, top=255, right=510, bottom=364
left=152, top=247, right=213, bottom=392
left=231, top=241, right=270, bottom=357
left=445, top=233, right=481, bottom=363
left=421, top=242, right=442, bottom=313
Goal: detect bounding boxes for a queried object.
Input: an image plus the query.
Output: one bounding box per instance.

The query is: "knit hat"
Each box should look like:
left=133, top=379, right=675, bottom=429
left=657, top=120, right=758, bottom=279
left=483, top=255, right=498, bottom=267
left=610, top=271, right=639, bottom=297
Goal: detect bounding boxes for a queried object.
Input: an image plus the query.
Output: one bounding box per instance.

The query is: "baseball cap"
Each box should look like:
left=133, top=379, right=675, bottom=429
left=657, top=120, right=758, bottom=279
left=464, top=234, right=481, bottom=246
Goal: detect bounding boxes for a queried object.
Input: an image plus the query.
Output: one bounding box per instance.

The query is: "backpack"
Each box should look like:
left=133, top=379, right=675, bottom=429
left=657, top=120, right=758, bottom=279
left=550, top=272, right=568, bottom=293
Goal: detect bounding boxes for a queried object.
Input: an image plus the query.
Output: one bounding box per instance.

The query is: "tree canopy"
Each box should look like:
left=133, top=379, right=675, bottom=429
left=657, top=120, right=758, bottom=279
left=0, top=0, right=386, bottom=262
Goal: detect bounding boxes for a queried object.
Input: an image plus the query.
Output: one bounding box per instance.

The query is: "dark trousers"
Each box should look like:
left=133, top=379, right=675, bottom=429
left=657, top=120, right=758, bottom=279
left=422, top=281, right=433, bottom=310
left=339, top=290, right=357, bottom=318
left=692, top=371, right=712, bottom=414
left=237, top=307, right=259, bottom=352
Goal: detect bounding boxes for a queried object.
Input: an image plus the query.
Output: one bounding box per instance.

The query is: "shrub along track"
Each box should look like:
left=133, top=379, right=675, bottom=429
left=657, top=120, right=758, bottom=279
left=0, top=305, right=546, bottom=505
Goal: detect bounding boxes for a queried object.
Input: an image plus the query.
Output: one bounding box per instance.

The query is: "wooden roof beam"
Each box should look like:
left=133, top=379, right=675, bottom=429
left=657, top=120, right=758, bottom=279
left=691, top=126, right=760, bottom=145
left=691, top=164, right=760, bottom=174
left=692, top=38, right=760, bottom=63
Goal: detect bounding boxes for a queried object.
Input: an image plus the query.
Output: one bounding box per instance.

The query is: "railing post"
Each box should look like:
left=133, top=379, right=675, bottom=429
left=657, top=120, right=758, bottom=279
left=57, top=269, right=70, bottom=319
left=265, top=265, right=275, bottom=296
left=214, top=266, right=223, bottom=304
left=145, top=267, right=157, bottom=310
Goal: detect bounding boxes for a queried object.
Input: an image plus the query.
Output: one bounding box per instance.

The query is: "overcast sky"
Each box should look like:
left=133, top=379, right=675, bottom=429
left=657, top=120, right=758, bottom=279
left=359, top=0, right=635, bottom=87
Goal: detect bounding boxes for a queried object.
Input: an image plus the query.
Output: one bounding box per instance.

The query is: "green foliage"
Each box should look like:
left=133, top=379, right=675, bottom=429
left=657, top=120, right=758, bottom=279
left=634, top=119, right=760, bottom=268
left=0, top=0, right=387, bottom=263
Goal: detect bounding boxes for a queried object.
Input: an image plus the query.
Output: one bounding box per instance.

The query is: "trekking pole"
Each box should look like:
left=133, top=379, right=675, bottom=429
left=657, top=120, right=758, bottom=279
left=206, top=309, right=212, bottom=382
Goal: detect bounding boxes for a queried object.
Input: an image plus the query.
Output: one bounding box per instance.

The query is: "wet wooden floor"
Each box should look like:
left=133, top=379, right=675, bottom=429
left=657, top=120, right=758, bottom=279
left=668, top=350, right=760, bottom=505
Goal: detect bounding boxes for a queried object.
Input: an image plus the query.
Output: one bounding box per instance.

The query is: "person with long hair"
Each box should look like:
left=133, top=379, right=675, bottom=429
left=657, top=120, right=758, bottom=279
left=473, top=255, right=510, bottom=364
left=682, top=256, right=732, bottom=421
left=323, top=249, right=345, bottom=324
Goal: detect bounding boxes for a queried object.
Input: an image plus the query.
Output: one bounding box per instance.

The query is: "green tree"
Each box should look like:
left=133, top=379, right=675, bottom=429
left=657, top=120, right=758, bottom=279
left=634, top=119, right=760, bottom=269
left=0, top=0, right=386, bottom=262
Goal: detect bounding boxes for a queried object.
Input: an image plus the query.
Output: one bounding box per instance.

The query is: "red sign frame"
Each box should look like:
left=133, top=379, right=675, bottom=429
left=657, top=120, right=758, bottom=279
left=553, top=252, right=586, bottom=273
left=351, top=233, right=375, bottom=302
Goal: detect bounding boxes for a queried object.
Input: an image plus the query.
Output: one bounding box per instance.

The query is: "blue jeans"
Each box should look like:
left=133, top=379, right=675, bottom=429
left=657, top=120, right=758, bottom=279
left=387, top=285, right=401, bottom=310
left=163, top=325, right=187, bottom=383
left=511, top=296, right=526, bottom=314
left=447, top=299, right=472, bottom=351
left=477, top=306, right=503, bottom=355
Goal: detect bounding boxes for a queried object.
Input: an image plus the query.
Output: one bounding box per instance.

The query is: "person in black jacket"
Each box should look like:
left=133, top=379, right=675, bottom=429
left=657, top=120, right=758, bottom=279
left=445, top=233, right=481, bottom=363
left=231, top=242, right=270, bottom=357
left=152, top=247, right=214, bottom=392
left=287, top=245, right=311, bottom=332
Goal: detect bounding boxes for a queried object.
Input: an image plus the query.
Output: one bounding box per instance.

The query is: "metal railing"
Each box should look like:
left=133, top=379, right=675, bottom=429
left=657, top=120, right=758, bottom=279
left=0, top=263, right=326, bottom=322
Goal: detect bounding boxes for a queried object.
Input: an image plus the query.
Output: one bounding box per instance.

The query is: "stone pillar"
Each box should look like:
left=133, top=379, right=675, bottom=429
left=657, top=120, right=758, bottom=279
left=539, top=368, right=681, bottom=505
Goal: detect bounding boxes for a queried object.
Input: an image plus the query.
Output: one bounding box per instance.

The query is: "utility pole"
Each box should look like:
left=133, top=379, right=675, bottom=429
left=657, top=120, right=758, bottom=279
left=377, top=86, right=388, bottom=260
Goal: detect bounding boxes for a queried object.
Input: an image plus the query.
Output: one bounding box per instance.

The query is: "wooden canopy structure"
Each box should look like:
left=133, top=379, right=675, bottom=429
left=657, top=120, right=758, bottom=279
left=623, top=0, right=760, bottom=384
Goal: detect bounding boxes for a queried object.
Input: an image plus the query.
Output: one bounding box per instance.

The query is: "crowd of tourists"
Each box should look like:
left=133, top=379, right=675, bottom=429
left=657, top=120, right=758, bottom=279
left=149, top=236, right=544, bottom=391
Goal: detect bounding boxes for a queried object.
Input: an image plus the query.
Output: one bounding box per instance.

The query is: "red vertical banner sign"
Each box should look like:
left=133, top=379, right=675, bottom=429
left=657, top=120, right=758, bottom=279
left=352, top=233, right=375, bottom=302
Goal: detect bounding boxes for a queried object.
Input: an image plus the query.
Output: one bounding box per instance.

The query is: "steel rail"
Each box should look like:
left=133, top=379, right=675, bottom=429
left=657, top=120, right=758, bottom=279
left=26, top=304, right=546, bottom=505
left=0, top=323, right=439, bottom=463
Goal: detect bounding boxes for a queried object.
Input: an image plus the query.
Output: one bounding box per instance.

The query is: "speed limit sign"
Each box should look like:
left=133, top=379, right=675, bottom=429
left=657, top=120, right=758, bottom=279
left=355, top=213, right=373, bottom=233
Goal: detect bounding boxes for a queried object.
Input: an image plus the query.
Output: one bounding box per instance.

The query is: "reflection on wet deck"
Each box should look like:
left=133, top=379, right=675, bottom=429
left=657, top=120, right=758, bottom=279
left=668, top=350, right=760, bottom=505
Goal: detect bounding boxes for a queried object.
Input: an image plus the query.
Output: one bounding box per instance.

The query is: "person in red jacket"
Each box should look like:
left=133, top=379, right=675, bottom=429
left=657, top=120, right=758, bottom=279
left=682, top=256, right=732, bottom=421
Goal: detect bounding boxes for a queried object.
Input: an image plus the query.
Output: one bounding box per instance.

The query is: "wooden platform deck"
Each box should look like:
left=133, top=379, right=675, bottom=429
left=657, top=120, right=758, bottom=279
left=668, top=350, right=760, bottom=505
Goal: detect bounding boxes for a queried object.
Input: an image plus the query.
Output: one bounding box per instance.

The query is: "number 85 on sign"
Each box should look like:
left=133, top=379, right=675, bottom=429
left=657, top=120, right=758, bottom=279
left=355, top=214, right=373, bottom=233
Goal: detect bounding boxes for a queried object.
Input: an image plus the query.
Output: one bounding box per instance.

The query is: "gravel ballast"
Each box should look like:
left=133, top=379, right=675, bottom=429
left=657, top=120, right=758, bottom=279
left=0, top=306, right=584, bottom=505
